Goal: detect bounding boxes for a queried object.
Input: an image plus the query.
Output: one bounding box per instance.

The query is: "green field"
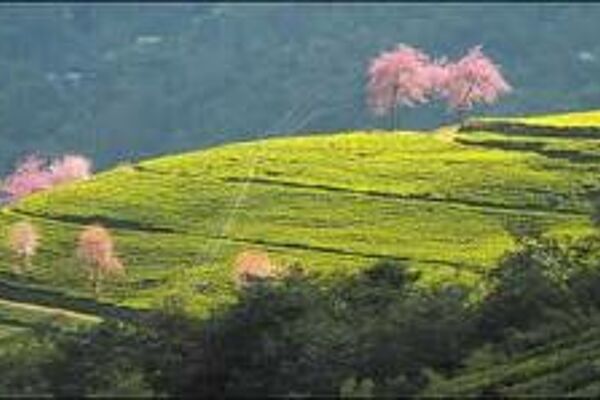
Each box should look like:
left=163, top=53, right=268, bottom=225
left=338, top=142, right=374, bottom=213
left=0, top=110, right=599, bottom=320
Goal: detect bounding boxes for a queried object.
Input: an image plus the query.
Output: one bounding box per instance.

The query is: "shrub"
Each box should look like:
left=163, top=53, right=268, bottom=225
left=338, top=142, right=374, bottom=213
left=232, top=249, right=277, bottom=287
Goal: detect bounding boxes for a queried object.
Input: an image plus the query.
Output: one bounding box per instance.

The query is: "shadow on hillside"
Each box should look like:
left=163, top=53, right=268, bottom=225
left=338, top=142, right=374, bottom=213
left=455, top=137, right=600, bottom=164
left=12, top=209, right=176, bottom=234
left=0, top=278, right=149, bottom=323
left=223, top=176, right=587, bottom=215
left=4, top=228, right=600, bottom=397
left=459, top=121, right=600, bottom=139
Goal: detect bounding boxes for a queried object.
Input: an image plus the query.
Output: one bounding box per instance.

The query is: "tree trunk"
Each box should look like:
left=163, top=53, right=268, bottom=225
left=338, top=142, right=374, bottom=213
left=93, top=277, right=101, bottom=298
left=456, top=108, right=467, bottom=127
left=12, top=260, right=22, bottom=275
left=24, top=254, right=31, bottom=272
left=90, top=268, right=101, bottom=298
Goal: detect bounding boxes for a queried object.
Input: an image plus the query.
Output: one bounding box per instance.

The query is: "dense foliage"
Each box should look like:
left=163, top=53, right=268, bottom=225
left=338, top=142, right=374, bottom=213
left=2, top=226, right=600, bottom=397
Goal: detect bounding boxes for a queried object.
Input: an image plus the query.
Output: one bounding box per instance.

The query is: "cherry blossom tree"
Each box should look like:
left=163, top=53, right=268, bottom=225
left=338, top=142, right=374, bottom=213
left=7, top=221, right=40, bottom=273
left=1, top=155, right=53, bottom=202
left=77, top=224, right=124, bottom=296
left=367, top=44, right=436, bottom=126
left=1, top=154, right=92, bottom=203
left=49, top=154, right=92, bottom=186
left=439, top=46, right=512, bottom=119
left=366, top=44, right=511, bottom=126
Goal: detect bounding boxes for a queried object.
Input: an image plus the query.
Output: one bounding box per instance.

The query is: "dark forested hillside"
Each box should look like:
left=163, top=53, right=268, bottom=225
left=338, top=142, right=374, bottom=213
left=1, top=4, right=600, bottom=172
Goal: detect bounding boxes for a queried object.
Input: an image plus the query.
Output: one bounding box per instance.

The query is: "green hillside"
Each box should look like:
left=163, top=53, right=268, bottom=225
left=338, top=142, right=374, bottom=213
left=423, top=321, right=600, bottom=397
left=0, top=110, right=599, bottom=319
left=0, top=109, right=599, bottom=396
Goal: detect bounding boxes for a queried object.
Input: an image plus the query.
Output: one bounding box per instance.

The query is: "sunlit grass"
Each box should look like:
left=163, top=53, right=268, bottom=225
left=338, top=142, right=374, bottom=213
left=0, top=112, right=598, bottom=317
left=474, top=110, right=600, bottom=128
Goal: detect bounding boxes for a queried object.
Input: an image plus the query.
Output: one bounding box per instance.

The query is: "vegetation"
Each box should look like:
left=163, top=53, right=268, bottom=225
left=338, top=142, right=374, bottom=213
left=367, top=44, right=511, bottom=122
left=1, top=228, right=599, bottom=397
left=0, top=109, right=598, bottom=396
left=2, top=4, right=600, bottom=174
left=233, top=249, right=278, bottom=287
left=1, top=4, right=599, bottom=395
left=76, top=224, right=125, bottom=297
left=1, top=154, right=91, bottom=202
left=0, top=111, right=598, bottom=315
left=7, top=221, right=40, bottom=274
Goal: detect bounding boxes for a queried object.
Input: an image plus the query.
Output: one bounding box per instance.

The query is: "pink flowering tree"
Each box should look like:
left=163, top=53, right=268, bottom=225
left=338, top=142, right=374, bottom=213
left=7, top=221, right=40, bottom=274
left=440, top=46, right=512, bottom=121
left=77, top=224, right=125, bottom=296
left=366, top=44, right=511, bottom=127
left=1, top=155, right=53, bottom=202
left=49, top=154, right=92, bottom=186
left=1, top=154, right=92, bottom=203
left=367, top=44, right=437, bottom=128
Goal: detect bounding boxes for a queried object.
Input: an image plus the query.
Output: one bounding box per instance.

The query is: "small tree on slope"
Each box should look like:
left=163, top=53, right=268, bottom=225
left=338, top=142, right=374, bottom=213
left=77, top=224, right=125, bottom=297
left=7, top=221, right=40, bottom=274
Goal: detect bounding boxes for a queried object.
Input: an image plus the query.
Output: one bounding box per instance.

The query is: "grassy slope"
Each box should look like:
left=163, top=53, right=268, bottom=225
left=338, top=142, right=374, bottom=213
left=0, top=111, right=598, bottom=319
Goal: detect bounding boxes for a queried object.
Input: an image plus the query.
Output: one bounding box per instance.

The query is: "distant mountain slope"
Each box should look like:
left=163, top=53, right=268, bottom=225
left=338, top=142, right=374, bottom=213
left=2, top=4, right=600, bottom=172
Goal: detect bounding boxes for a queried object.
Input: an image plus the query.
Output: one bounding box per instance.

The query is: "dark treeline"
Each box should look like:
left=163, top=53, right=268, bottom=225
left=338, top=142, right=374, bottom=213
left=2, top=4, right=600, bottom=173
left=2, top=221, right=600, bottom=397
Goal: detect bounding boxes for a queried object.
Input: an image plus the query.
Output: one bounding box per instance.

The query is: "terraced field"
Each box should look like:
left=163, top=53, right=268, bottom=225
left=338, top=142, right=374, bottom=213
left=0, top=111, right=599, bottom=322
left=475, top=109, right=600, bottom=128
left=423, top=322, right=600, bottom=397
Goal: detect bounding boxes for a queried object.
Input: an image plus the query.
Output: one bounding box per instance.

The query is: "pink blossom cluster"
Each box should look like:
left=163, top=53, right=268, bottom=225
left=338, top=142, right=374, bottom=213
left=367, top=44, right=434, bottom=115
left=367, top=44, right=512, bottom=116
left=2, top=154, right=92, bottom=202
left=442, top=46, right=512, bottom=111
